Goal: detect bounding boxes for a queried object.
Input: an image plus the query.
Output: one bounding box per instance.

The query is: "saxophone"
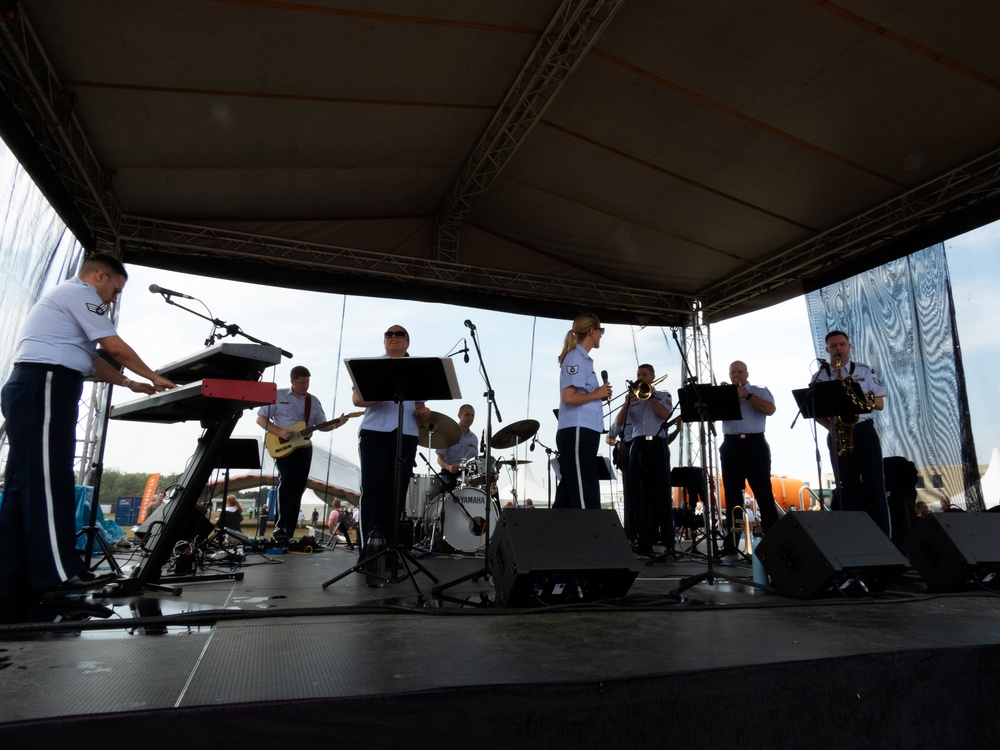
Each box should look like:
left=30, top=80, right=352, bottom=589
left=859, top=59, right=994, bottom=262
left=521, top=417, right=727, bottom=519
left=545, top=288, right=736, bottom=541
left=833, top=356, right=858, bottom=456
left=833, top=356, right=876, bottom=457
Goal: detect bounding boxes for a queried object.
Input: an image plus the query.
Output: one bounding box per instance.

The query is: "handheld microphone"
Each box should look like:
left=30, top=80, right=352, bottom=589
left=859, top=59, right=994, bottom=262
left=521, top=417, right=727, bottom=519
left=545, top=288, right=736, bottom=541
left=149, top=284, right=194, bottom=299
left=601, top=370, right=610, bottom=401
left=464, top=319, right=476, bottom=332
left=463, top=338, right=470, bottom=363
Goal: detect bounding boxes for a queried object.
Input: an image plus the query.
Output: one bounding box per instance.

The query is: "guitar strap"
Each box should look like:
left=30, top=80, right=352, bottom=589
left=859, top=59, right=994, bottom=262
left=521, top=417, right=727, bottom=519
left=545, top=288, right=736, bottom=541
left=305, top=394, right=312, bottom=425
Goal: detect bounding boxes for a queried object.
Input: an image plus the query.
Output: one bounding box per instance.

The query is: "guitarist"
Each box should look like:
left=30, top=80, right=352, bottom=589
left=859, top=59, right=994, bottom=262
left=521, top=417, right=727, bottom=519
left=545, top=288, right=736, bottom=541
left=257, top=366, right=346, bottom=540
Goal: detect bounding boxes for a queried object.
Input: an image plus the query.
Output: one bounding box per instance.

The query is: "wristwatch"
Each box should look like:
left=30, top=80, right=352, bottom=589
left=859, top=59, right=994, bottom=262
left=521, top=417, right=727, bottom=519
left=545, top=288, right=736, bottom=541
left=122, top=377, right=133, bottom=389
left=744, top=392, right=753, bottom=401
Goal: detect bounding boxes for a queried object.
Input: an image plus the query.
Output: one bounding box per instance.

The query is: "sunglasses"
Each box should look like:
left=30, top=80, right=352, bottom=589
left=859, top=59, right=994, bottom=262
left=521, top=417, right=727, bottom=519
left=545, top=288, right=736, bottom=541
left=384, top=330, right=408, bottom=339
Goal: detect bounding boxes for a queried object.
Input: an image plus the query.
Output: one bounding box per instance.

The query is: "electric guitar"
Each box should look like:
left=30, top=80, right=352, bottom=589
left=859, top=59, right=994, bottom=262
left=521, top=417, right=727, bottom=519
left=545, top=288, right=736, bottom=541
left=265, top=411, right=364, bottom=459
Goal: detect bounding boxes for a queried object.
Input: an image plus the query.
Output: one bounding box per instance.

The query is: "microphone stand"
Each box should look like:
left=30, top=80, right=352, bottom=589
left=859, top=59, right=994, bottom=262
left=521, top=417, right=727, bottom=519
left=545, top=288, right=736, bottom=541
left=153, top=293, right=292, bottom=358
left=792, top=363, right=829, bottom=511
left=433, top=322, right=501, bottom=596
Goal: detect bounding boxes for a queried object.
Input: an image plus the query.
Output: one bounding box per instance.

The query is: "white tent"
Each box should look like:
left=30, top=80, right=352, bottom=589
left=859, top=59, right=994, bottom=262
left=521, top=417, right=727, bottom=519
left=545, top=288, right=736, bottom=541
left=978, top=448, right=1000, bottom=510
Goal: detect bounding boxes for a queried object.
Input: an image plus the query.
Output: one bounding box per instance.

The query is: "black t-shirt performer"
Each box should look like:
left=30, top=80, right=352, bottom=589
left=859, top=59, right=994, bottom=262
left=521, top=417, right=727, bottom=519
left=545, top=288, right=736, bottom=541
left=1, top=254, right=174, bottom=597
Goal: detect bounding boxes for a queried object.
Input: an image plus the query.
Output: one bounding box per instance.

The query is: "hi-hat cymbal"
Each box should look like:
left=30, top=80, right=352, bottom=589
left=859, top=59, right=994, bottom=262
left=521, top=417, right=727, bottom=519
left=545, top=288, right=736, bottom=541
left=490, top=419, right=539, bottom=450
left=497, top=459, right=532, bottom=466
left=417, top=412, right=461, bottom=449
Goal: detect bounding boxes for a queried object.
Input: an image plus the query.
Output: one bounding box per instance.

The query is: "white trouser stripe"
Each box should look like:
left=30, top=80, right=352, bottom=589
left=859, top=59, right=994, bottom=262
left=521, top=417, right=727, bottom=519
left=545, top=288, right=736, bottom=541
left=42, top=372, right=69, bottom=581
left=573, top=427, right=585, bottom=508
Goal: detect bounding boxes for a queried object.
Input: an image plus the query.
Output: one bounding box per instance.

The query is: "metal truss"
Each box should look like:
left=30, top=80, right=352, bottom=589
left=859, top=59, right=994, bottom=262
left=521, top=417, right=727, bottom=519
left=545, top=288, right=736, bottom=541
left=0, top=6, right=122, bottom=243
left=117, top=213, right=692, bottom=322
left=677, top=302, right=716, bottom=472
left=700, top=144, right=1000, bottom=316
left=434, top=0, right=628, bottom=262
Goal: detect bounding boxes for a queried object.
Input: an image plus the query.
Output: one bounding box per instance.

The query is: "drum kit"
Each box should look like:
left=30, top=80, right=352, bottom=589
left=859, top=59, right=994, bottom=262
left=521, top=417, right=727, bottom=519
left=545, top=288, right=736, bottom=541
left=408, top=413, right=540, bottom=554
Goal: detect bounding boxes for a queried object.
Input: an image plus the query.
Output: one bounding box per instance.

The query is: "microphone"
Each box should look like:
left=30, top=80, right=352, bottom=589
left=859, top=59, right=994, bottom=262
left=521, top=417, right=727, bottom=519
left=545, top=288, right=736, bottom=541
left=463, top=338, right=469, bottom=363
left=529, top=436, right=536, bottom=452
left=601, top=370, right=610, bottom=401
left=464, top=319, right=476, bottom=332
left=149, top=284, right=194, bottom=299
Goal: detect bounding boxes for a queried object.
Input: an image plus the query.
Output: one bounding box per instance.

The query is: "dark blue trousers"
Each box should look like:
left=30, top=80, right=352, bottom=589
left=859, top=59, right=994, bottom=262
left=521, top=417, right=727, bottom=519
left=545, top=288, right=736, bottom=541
left=629, top=437, right=673, bottom=552
left=358, top=429, right=417, bottom=560
left=720, top=433, right=780, bottom=536
left=273, top=445, right=312, bottom=537
left=0, top=364, right=86, bottom=592
left=554, top=427, right=602, bottom=509
left=828, top=421, right=890, bottom=536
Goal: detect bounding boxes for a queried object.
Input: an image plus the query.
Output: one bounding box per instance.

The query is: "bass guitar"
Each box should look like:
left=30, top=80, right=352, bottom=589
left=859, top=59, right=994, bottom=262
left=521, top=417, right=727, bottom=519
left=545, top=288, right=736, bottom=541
left=265, top=411, right=363, bottom=459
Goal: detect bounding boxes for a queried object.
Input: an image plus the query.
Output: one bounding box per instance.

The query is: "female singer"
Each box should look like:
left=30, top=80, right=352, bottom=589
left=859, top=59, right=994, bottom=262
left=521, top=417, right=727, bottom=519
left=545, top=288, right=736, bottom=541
left=352, top=324, right=431, bottom=566
left=554, top=313, right=612, bottom=509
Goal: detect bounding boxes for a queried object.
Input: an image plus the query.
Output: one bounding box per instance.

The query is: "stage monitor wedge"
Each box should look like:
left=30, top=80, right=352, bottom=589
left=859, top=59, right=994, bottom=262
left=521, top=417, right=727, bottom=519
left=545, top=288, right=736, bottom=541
left=488, top=509, right=638, bottom=607
left=905, top=513, right=1000, bottom=590
left=755, top=511, right=909, bottom=598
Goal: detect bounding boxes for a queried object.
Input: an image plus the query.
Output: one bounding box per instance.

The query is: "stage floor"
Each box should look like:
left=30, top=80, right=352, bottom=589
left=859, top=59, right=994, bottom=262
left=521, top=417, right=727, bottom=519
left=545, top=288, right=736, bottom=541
left=3, top=534, right=1000, bottom=748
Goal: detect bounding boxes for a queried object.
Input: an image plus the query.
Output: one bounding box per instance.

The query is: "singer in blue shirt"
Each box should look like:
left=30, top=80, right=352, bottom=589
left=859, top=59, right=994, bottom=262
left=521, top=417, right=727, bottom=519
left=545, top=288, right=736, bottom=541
left=553, top=313, right=611, bottom=510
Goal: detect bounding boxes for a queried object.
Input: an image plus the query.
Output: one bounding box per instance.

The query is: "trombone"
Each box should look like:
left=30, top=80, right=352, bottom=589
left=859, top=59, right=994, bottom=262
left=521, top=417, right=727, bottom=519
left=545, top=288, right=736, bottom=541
left=626, top=374, right=669, bottom=400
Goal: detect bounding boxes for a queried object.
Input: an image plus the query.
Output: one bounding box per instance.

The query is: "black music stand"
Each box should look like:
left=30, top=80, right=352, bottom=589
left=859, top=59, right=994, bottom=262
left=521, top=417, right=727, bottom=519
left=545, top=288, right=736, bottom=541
left=669, top=382, right=761, bottom=594
left=793, top=380, right=872, bottom=420
left=322, top=356, right=460, bottom=598
left=208, top=438, right=261, bottom=547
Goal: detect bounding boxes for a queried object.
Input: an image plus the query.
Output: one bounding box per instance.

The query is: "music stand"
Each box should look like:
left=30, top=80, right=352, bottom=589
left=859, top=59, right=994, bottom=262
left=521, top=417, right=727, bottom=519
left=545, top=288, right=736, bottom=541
left=792, top=381, right=872, bottom=420
left=669, top=382, right=762, bottom=594
left=209, top=438, right=261, bottom=545
left=322, top=357, right=460, bottom=598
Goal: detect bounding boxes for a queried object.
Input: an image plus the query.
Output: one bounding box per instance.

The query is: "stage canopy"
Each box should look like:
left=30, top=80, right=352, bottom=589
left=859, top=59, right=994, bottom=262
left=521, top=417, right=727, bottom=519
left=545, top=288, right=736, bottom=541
left=2, top=1, right=999, bottom=326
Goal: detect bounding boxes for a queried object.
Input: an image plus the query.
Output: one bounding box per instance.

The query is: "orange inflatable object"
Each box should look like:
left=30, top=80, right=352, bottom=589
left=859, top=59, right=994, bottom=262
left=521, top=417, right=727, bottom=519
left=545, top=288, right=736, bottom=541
left=675, top=474, right=813, bottom=511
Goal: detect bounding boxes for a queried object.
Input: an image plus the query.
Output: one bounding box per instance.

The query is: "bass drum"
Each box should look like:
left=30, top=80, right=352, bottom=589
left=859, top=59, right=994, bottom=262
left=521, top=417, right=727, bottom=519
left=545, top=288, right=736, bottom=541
left=439, top=487, right=497, bottom=554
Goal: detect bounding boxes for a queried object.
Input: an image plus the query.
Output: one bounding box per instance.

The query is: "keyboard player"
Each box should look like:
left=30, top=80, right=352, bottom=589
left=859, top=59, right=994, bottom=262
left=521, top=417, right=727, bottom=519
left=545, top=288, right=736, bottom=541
left=1, top=253, right=174, bottom=598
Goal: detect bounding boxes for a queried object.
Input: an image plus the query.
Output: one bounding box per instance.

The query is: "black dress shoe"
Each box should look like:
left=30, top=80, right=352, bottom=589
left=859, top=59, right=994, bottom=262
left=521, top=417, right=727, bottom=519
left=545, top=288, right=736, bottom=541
left=716, top=546, right=738, bottom=557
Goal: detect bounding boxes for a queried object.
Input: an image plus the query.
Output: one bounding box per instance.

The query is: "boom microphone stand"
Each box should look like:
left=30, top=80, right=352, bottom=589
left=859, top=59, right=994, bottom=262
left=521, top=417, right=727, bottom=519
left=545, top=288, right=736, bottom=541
left=433, top=319, right=502, bottom=596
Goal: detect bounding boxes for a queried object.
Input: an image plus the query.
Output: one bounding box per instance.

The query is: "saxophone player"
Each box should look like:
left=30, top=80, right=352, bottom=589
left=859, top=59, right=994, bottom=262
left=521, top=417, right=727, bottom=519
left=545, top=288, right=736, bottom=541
left=813, top=330, right=890, bottom=536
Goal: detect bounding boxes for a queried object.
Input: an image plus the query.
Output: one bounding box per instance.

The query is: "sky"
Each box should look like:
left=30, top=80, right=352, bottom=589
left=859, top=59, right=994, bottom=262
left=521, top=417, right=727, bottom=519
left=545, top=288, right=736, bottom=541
left=99, top=223, right=999, bottom=505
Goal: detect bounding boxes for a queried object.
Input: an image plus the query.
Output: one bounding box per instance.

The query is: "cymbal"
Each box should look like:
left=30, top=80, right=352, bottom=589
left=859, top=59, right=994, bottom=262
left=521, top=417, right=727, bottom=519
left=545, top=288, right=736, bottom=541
left=490, top=419, right=539, bottom=450
left=417, top=412, right=461, bottom=449
left=497, top=459, right=532, bottom=466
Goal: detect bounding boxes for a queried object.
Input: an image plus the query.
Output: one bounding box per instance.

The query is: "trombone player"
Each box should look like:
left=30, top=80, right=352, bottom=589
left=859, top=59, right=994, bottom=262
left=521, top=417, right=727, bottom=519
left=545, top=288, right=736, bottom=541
left=718, top=360, right=779, bottom=556
left=615, top=364, right=677, bottom=558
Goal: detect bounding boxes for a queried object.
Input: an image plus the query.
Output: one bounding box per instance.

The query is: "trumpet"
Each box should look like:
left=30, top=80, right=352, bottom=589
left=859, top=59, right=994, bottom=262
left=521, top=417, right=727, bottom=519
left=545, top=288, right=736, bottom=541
left=626, top=374, right=668, bottom=400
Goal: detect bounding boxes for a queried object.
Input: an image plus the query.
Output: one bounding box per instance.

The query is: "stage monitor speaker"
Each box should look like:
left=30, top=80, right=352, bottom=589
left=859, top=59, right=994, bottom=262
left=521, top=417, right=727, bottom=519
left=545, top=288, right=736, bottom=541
left=755, top=511, right=909, bottom=598
left=488, top=508, right=638, bottom=607
left=905, top=513, right=1000, bottom=590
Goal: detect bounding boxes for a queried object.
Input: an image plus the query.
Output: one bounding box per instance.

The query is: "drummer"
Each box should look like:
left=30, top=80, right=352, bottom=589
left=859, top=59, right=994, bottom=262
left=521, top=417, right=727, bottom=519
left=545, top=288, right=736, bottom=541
left=435, top=404, right=478, bottom=490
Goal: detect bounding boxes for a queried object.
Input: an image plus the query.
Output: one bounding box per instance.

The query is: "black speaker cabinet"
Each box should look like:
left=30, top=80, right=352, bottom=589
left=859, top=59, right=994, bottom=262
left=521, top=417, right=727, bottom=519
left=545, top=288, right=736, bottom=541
left=134, top=500, right=213, bottom=543
left=905, top=513, right=1000, bottom=590
left=488, top=509, right=638, bottom=607
left=755, top=511, right=909, bottom=598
